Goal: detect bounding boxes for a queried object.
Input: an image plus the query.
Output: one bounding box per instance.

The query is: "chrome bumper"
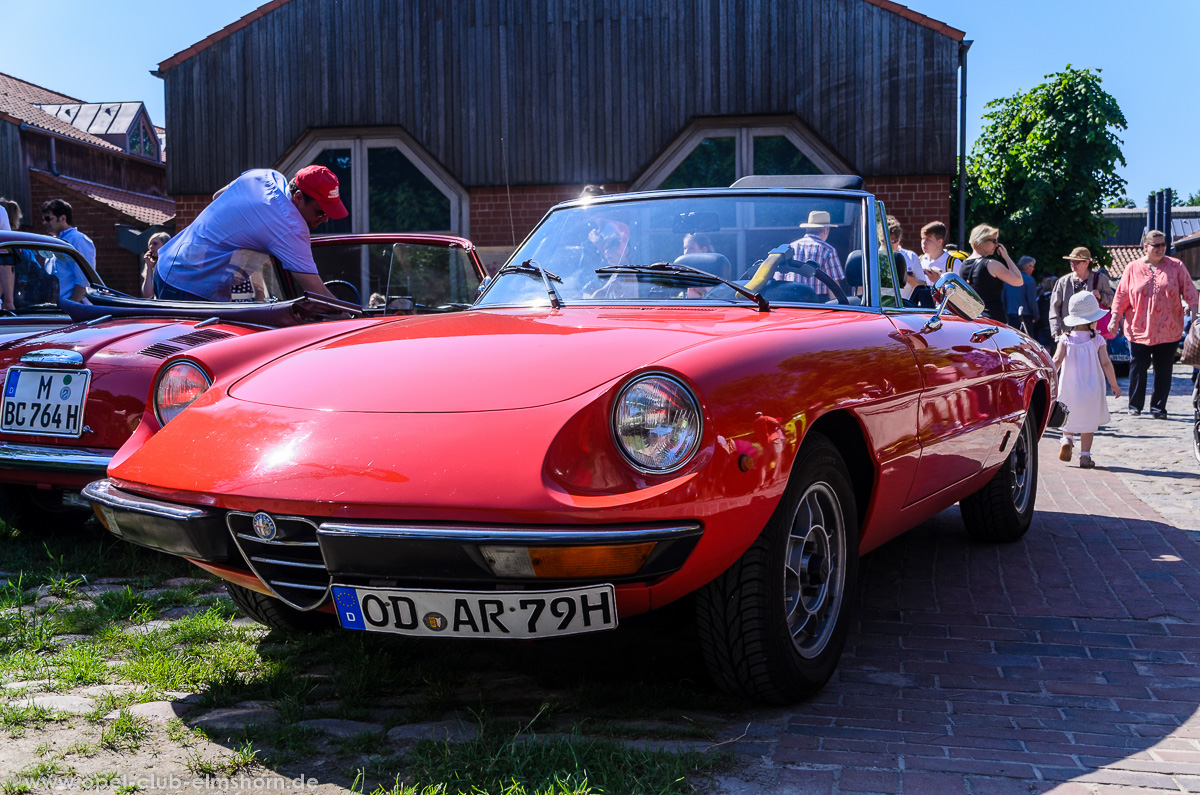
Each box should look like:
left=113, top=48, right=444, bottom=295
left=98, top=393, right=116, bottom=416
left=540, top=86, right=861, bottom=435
left=84, top=479, right=231, bottom=561
left=0, top=442, right=112, bottom=473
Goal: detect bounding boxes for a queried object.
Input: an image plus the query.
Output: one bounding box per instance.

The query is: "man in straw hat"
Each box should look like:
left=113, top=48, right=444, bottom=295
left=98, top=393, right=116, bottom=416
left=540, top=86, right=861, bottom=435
left=777, top=209, right=846, bottom=299
left=1107, top=230, right=1198, bottom=418
left=1048, top=246, right=1114, bottom=340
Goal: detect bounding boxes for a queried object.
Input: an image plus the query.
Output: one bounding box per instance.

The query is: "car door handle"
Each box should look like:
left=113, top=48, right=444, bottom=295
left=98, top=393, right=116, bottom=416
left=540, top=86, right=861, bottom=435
left=970, top=327, right=1000, bottom=343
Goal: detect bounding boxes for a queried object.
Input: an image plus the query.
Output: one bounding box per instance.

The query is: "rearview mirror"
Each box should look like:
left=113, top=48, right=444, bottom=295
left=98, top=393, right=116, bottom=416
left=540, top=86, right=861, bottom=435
left=923, top=273, right=984, bottom=333
left=671, top=212, right=721, bottom=234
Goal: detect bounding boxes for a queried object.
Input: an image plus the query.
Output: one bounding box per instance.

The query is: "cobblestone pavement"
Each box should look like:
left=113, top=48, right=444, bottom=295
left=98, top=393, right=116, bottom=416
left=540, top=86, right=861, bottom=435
left=710, top=370, right=1200, bottom=794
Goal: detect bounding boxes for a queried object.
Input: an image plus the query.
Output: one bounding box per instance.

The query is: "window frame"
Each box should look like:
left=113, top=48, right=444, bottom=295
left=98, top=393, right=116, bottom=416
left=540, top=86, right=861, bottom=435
left=630, top=117, right=856, bottom=192
left=277, top=128, right=469, bottom=236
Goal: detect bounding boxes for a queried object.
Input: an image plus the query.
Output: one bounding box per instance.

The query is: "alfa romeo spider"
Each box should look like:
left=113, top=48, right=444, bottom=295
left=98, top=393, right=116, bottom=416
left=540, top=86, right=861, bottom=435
left=86, top=177, right=1059, bottom=702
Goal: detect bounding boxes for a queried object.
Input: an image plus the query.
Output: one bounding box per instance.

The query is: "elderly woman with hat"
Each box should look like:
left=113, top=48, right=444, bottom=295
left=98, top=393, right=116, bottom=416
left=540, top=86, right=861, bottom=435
left=1048, top=246, right=1114, bottom=340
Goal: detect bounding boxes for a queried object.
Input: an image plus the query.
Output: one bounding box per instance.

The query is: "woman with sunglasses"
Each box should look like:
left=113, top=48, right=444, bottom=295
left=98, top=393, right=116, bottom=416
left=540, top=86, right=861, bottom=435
left=152, top=165, right=347, bottom=302
left=1107, top=230, right=1199, bottom=418
left=958, top=224, right=1025, bottom=322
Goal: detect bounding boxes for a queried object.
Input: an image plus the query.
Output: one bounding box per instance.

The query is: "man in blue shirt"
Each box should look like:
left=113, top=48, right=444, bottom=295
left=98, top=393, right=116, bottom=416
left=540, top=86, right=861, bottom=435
left=41, top=199, right=93, bottom=303
left=1003, top=255, right=1039, bottom=336
left=154, top=166, right=346, bottom=302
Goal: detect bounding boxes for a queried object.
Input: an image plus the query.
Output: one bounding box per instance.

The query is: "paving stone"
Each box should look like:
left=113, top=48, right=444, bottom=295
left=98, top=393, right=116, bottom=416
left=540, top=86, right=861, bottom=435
left=162, top=577, right=210, bottom=589
left=104, top=700, right=193, bottom=723
left=75, top=684, right=142, bottom=699
left=157, top=606, right=209, bottom=620
left=121, top=619, right=171, bottom=635
left=386, top=720, right=478, bottom=744
left=193, top=706, right=280, bottom=729
left=298, top=718, right=385, bottom=738
left=16, top=695, right=94, bottom=714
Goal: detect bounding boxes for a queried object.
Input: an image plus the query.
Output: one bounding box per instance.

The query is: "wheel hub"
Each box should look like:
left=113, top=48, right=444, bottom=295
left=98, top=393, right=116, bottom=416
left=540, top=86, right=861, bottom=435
left=783, top=482, right=846, bottom=659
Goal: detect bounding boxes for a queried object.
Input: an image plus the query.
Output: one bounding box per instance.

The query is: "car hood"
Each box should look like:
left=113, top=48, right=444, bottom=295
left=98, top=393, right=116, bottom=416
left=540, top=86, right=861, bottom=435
left=0, top=319, right=220, bottom=365
left=228, top=307, right=791, bottom=412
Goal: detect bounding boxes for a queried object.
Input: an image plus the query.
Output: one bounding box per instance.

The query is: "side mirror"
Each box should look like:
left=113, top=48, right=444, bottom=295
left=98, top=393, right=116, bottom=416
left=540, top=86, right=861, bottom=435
left=477, top=275, right=493, bottom=295
left=923, top=273, right=984, bottom=333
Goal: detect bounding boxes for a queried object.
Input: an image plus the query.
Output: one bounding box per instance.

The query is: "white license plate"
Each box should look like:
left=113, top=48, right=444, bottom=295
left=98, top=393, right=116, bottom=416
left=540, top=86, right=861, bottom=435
left=331, top=584, right=618, bottom=638
left=1, top=368, right=92, bottom=438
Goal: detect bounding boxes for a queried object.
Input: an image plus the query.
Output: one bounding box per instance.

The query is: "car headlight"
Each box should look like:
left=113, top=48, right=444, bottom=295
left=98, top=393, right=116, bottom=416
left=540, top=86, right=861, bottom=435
left=153, top=361, right=211, bottom=426
left=612, top=373, right=702, bottom=473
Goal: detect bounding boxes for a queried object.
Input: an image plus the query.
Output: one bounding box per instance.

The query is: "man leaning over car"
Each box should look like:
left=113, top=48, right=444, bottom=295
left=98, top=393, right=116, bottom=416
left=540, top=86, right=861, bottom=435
left=153, top=166, right=346, bottom=302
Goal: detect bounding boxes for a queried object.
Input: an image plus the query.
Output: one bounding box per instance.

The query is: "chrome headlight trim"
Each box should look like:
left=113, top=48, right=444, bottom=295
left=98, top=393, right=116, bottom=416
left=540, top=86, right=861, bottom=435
left=610, top=372, right=703, bottom=475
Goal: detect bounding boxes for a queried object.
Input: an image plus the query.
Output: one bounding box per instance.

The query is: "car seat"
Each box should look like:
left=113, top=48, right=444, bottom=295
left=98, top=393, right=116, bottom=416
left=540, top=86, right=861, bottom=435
left=674, top=252, right=733, bottom=281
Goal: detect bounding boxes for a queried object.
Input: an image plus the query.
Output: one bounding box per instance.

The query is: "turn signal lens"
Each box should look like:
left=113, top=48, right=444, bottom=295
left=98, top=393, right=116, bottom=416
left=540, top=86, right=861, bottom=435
left=481, top=542, right=657, bottom=578
left=153, top=361, right=211, bottom=426
left=612, top=374, right=702, bottom=473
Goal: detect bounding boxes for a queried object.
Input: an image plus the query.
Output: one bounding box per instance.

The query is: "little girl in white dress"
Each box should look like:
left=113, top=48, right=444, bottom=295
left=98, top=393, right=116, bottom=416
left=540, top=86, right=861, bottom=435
left=1053, top=292, right=1122, bottom=468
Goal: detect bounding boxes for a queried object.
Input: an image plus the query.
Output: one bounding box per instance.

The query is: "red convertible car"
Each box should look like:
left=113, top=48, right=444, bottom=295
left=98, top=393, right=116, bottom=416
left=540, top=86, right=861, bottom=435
left=0, top=234, right=484, bottom=525
left=87, top=177, right=1061, bottom=702
left=0, top=231, right=106, bottom=344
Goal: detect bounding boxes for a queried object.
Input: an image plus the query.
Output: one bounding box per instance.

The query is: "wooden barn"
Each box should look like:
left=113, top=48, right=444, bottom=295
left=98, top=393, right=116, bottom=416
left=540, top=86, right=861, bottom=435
left=159, top=0, right=966, bottom=265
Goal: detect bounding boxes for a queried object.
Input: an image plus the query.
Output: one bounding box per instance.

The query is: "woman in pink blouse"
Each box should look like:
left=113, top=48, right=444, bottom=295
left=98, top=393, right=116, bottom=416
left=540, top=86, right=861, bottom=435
left=1107, top=230, right=1199, bottom=418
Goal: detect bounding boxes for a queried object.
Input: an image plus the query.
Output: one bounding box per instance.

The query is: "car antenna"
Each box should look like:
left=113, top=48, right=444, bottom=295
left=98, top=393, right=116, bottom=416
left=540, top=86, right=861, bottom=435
left=502, top=136, right=516, bottom=248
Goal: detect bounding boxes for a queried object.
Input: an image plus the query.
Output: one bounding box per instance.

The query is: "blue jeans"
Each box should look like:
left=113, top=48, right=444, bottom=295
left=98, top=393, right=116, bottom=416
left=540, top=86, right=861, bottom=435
left=153, top=269, right=208, bottom=302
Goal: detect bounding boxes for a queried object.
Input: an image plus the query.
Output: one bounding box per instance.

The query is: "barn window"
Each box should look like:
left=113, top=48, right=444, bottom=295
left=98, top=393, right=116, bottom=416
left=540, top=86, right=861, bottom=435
left=279, top=129, right=467, bottom=236
left=632, top=118, right=852, bottom=192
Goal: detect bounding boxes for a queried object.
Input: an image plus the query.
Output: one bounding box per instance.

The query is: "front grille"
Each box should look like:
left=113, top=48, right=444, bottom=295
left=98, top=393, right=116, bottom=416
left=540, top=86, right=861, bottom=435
left=227, top=511, right=330, bottom=610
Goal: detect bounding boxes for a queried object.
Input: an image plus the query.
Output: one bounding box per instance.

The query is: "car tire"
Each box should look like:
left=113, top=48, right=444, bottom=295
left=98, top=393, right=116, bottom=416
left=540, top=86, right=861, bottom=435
left=959, top=410, right=1038, bottom=543
left=0, top=485, right=92, bottom=533
left=225, top=582, right=337, bottom=633
left=694, top=432, right=859, bottom=704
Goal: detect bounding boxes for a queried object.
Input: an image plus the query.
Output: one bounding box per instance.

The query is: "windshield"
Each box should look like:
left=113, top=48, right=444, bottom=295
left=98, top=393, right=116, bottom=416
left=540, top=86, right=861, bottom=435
left=0, top=245, right=95, bottom=311
left=312, top=242, right=481, bottom=312
left=477, top=194, right=870, bottom=308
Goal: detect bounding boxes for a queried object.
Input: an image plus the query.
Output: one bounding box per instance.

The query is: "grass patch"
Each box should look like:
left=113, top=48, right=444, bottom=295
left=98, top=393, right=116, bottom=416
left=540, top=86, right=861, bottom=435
left=100, top=709, right=149, bottom=752
left=2, top=760, right=76, bottom=795
left=184, top=741, right=259, bottom=777
left=358, top=721, right=729, bottom=795
left=0, top=703, right=63, bottom=737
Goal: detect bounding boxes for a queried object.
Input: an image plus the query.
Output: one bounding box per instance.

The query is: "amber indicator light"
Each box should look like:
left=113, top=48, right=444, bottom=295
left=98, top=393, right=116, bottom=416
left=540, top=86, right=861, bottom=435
left=528, top=542, right=657, bottom=578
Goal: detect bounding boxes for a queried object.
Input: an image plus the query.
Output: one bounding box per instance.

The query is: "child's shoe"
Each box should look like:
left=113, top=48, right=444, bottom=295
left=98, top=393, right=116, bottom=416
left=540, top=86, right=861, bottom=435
left=1058, top=437, right=1073, bottom=462
left=1079, top=454, right=1095, bottom=469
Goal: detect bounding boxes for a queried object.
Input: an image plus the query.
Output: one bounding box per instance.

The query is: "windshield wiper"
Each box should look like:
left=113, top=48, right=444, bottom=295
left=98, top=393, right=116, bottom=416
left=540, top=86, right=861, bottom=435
left=595, top=262, right=770, bottom=312
left=496, top=259, right=563, bottom=309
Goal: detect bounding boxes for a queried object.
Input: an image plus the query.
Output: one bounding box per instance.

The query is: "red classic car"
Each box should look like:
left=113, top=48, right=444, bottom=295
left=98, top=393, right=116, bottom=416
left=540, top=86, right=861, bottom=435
left=0, top=234, right=484, bottom=525
left=86, top=178, right=1061, bottom=703
left=0, top=231, right=106, bottom=345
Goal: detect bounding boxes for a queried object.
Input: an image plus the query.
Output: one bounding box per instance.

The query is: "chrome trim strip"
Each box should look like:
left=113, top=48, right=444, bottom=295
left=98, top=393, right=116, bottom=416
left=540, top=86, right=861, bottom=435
left=18, top=349, right=84, bottom=367
left=227, top=511, right=320, bottom=532
left=82, top=479, right=213, bottom=521
left=248, top=556, right=327, bottom=570
left=233, top=532, right=319, bottom=548
left=0, top=443, right=112, bottom=472
left=316, top=522, right=702, bottom=544
left=270, top=581, right=329, bottom=592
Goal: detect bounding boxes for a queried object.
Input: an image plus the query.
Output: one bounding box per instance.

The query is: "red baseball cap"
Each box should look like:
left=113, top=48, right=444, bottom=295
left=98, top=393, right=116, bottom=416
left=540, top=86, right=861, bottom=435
left=294, top=165, right=349, bottom=220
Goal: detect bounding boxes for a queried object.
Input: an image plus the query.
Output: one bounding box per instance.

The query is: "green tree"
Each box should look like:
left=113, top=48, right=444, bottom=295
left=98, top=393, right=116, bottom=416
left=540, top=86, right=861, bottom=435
left=1184, top=191, right=1200, bottom=207
left=966, top=66, right=1126, bottom=270
left=1148, top=188, right=1182, bottom=206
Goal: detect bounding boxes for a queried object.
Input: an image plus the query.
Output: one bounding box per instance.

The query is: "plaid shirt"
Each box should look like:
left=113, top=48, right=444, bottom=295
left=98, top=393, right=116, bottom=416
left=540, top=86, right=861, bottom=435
left=780, top=234, right=844, bottom=297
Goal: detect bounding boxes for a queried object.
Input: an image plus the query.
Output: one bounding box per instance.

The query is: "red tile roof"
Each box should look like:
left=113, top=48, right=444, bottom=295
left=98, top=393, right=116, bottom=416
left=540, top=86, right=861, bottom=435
left=1105, top=245, right=1144, bottom=280
left=158, top=0, right=964, bottom=72
left=0, top=77, right=122, bottom=151
left=31, top=170, right=174, bottom=227
left=0, top=72, right=80, bottom=105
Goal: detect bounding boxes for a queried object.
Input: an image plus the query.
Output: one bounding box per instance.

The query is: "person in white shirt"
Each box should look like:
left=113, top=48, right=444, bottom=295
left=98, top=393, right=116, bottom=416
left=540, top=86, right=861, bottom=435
left=919, top=220, right=952, bottom=306
left=887, top=215, right=924, bottom=305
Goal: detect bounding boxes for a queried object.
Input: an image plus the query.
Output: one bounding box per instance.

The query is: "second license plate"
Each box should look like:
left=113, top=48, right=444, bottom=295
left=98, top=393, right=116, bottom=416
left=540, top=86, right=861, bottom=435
left=1, top=367, right=91, bottom=438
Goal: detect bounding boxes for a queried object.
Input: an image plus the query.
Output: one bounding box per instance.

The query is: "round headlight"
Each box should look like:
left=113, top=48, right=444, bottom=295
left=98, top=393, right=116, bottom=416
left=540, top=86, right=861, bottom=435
left=153, top=361, right=211, bottom=426
left=612, top=374, right=702, bottom=473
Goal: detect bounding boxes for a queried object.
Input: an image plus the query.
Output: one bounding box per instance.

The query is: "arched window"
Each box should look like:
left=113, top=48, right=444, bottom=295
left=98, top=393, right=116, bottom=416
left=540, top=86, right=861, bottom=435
left=632, top=118, right=853, bottom=191
left=278, top=129, right=468, bottom=237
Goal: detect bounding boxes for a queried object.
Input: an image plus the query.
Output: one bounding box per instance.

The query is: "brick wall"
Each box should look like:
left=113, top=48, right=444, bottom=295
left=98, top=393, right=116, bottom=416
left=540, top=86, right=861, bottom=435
left=30, top=180, right=141, bottom=296
left=173, top=194, right=213, bottom=230
left=863, top=175, right=952, bottom=245
left=468, top=184, right=629, bottom=248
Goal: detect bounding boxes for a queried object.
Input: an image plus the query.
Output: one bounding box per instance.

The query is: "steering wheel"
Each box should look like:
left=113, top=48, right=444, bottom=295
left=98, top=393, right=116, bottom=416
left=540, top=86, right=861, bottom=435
left=323, top=280, right=361, bottom=307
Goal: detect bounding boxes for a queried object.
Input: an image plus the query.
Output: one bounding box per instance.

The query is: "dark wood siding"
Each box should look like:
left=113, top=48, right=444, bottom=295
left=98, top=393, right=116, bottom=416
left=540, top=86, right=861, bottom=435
left=163, top=0, right=959, bottom=194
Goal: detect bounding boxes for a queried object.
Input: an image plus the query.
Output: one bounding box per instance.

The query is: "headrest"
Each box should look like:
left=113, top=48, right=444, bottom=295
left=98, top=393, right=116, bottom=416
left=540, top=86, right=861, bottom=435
left=844, top=250, right=865, bottom=288
left=674, top=252, right=732, bottom=280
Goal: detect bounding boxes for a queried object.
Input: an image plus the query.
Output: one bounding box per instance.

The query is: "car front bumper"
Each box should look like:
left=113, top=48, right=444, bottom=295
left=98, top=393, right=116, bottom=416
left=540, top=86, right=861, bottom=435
left=85, top=478, right=704, bottom=612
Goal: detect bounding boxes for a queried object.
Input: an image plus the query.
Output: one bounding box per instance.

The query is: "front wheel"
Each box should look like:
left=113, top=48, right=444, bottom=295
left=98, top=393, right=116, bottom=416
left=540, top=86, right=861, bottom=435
left=225, top=582, right=337, bottom=633
left=695, top=432, right=859, bottom=704
left=959, top=410, right=1038, bottom=542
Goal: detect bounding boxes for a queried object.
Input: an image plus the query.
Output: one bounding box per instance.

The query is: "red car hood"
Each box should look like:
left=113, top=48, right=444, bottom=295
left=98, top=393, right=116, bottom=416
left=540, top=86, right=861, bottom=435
left=228, top=308, right=782, bottom=412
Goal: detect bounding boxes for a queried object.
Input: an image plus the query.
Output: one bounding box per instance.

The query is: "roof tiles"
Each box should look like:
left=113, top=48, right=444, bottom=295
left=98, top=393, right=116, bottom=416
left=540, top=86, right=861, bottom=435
left=31, top=170, right=174, bottom=227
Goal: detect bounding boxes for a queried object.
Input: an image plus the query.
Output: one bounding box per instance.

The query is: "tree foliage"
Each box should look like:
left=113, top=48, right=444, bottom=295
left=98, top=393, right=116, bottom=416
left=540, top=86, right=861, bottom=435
left=966, top=66, right=1126, bottom=270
